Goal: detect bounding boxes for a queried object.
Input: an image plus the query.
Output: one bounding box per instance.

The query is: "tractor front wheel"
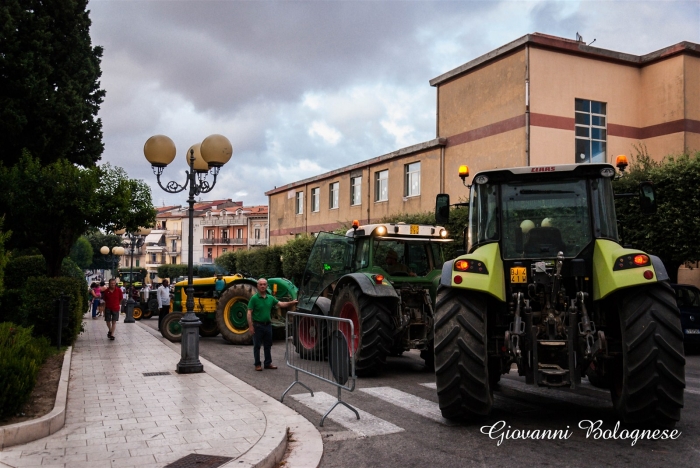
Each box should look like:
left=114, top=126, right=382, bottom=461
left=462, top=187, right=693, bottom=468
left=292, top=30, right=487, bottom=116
left=132, top=306, right=143, bottom=321
left=332, top=283, right=393, bottom=375
left=434, top=286, right=493, bottom=420
left=610, top=282, right=685, bottom=427
left=161, top=313, right=183, bottom=342
left=216, top=284, right=255, bottom=345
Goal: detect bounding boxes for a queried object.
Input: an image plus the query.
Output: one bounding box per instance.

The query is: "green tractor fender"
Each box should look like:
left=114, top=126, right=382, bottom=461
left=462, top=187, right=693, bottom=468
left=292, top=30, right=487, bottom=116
left=333, top=272, right=399, bottom=304
left=592, top=239, right=669, bottom=300
left=439, top=243, right=506, bottom=302
left=267, top=277, right=299, bottom=301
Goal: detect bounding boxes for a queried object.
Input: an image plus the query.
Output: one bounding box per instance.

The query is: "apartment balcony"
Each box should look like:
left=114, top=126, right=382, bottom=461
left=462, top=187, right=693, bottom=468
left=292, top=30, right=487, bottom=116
left=201, top=217, right=247, bottom=227
left=165, top=230, right=181, bottom=238
left=145, top=260, right=166, bottom=267
left=200, top=238, right=246, bottom=245
left=198, top=257, right=215, bottom=264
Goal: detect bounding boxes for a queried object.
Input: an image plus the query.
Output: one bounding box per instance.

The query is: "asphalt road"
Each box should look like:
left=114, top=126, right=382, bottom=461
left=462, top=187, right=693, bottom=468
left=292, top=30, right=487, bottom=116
left=140, top=318, right=700, bottom=468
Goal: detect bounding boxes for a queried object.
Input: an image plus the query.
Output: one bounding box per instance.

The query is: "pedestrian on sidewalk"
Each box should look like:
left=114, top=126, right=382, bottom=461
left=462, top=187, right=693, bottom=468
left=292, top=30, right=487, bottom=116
left=89, top=282, right=101, bottom=319
left=98, top=281, right=106, bottom=316
left=247, top=278, right=298, bottom=371
left=157, top=280, right=170, bottom=332
left=102, top=278, right=123, bottom=340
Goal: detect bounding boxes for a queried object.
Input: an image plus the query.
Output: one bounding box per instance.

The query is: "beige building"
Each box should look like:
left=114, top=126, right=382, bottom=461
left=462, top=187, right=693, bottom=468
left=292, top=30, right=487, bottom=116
left=266, top=33, right=700, bottom=246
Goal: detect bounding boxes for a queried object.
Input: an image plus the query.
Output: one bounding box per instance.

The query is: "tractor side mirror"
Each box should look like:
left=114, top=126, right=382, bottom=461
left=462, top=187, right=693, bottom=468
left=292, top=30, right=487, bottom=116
left=435, top=194, right=450, bottom=224
left=638, top=181, right=657, bottom=214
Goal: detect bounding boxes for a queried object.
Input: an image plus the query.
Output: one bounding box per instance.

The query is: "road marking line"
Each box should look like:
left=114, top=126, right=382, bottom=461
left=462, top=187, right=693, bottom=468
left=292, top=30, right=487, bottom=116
left=291, top=392, right=404, bottom=438
left=684, top=387, right=700, bottom=395
left=359, top=387, right=457, bottom=426
left=419, top=382, right=436, bottom=389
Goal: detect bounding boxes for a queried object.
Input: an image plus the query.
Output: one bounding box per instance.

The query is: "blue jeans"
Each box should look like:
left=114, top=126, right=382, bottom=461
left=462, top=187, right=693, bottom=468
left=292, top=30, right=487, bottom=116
left=253, top=323, right=273, bottom=367
left=91, top=300, right=99, bottom=318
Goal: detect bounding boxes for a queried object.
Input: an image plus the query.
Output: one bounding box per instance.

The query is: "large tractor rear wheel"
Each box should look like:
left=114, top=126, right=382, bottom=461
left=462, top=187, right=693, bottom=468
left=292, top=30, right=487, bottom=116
left=332, top=283, right=393, bottom=375
left=216, top=283, right=255, bottom=345
left=161, top=313, right=183, bottom=342
left=294, top=307, right=327, bottom=360
left=434, top=286, right=493, bottom=420
left=610, top=282, right=685, bottom=427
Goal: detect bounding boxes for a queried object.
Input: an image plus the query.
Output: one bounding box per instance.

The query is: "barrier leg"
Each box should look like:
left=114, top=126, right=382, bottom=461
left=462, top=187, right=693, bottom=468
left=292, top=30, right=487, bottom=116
left=320, top=386, right=360, bottom=427
left=280, top=369, right=314, bottom=402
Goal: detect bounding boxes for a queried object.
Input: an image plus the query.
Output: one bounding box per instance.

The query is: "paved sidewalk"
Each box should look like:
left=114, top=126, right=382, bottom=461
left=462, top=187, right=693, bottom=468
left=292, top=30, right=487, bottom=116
left=0, top=317, right=322, bottom=468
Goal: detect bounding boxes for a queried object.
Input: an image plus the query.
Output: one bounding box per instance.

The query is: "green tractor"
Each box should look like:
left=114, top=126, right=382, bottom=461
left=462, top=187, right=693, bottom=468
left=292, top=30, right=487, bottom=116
left=162, top=273, right=297, bottom=344
left=296, top=222, right=452, bottom=375
left=433, top=160, right=685, bottom=427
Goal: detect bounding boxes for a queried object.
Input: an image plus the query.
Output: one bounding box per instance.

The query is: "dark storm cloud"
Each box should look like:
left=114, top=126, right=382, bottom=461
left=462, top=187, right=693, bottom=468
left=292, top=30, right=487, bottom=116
left=88, top=0, right=700, bottom=206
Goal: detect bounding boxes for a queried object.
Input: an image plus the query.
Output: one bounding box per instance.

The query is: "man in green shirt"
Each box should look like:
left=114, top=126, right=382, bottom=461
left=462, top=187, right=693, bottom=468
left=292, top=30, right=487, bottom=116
left=248, top=278, right=298, bottom=371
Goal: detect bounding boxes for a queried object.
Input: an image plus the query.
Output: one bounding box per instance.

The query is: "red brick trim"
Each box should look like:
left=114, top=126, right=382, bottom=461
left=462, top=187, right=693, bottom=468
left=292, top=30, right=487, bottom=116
left=530, top=113, right=574, bottom=131
left=445, top=115, right=525, bottom=148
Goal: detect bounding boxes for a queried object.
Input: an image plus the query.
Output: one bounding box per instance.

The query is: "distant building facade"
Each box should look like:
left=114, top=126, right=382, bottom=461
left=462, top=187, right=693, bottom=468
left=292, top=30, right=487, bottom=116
left=266, top=33, right=700, bottom=245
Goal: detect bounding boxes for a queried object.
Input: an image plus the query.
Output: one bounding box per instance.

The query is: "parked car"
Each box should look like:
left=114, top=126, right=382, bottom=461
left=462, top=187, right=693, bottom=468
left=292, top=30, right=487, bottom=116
left=672, top=283, right=700, bottom=351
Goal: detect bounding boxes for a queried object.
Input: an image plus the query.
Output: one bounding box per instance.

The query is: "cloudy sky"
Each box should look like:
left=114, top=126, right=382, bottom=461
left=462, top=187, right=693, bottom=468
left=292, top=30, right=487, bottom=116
left=88, top=0, right=700, bottom=208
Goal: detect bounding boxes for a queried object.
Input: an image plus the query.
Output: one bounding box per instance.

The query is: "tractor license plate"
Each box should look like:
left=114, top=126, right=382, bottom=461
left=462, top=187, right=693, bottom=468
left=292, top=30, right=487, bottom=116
left=410, top=224, right=419, bottom=234
left=685, top=329, right=700, bottom=334
left=510, top=267, right=527, bottom=283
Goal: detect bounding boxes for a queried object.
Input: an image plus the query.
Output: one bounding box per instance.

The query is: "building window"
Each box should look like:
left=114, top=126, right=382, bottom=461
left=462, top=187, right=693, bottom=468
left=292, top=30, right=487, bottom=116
left=222, top=229, right=228, bottom=239
left=135, top=259, right=139, bottom=267
left=222, top=248, right=227, bottom=254
left=151, top=253, right=156, bottom=263
left=351, top=176, right=362, bottom=206
left=171, top=239, right=176, bottom=251
left=171, top=256, right=176, bottom=264
left=255, top=228, right=260, bottom=239
left=295, top=191, right=304, bottom=214
left=375, top=170, right=388, bottom=202
left=405, top=162, right=420, bottom=197
left=311, top=187, right=320, bottom=212
left=207, top=229, right=214, bottom=239
left=237, top=228, right=243, bottom=238
left=329, top=182, right=339, bottom=209
left=575, top=99, right=607, bottom=164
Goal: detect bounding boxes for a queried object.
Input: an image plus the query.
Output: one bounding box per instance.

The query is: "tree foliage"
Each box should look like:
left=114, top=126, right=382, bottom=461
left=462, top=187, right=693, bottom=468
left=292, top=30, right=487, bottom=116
left=0, top=154, right=156, bottom=277
left=614, top=149, right=700, bottom=282
left=69, top=236, right=93, bottom=270
left=0, top=0, right=105, bottom=168
left=0, top=217, right=10, bottom=297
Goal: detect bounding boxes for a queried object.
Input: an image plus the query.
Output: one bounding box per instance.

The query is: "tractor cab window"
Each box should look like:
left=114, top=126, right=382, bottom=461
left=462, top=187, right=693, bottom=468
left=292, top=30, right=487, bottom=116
left=373, top=239, right=432, bottom=277
left=300, top=232, right=353, bottom=299
left=590, top=177, right=619, bottom=240
left=354, top=237, right=370, bottom=270
left=468, top=182, right=499, bottom=252
left=430, top=243, right=446, bottom=270
left=500, top=179, right=592, bottom=259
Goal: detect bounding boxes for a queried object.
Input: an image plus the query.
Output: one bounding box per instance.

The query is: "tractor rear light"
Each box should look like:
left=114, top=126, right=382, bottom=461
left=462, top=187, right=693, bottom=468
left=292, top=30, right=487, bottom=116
left=373, top=274, right=384, bottom=285
left=633, top=254, right=649, bottom=266
left=454, top=259, right=489, bottom=275
left=455, top=260, right=469, bottom=271
left=643, top=270, right=654, bottom=280
left=614, top=253, right=651, bottom=271
left=454, top=275, right=463, bottom=284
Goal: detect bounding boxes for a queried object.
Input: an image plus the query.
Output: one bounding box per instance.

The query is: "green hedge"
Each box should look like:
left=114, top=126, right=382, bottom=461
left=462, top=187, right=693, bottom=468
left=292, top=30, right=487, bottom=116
left=19, top=277, right=84, bottom=346
left=4, top=255, right=47, bottom=290
left=0, top=323, right=51, bottom=419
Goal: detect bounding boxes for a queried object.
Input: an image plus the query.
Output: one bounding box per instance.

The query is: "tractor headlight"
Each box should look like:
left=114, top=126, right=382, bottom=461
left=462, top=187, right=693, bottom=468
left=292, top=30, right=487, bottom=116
left=375, top=226, right=387, bottom=236
left=440, top=229, right=447, bottom=238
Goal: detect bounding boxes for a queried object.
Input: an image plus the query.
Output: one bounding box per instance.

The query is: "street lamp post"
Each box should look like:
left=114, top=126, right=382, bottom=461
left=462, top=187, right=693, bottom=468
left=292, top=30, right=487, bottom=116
left=144, top=134, right=233, bottom=374
left=100, top=245, right=125, bottom=281
left=115, top=228, right=151, bottom=324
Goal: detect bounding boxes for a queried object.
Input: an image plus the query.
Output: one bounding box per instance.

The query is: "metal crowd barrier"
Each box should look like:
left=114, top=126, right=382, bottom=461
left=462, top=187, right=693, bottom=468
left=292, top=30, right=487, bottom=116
left=281, top=311, right=359, bottom=426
